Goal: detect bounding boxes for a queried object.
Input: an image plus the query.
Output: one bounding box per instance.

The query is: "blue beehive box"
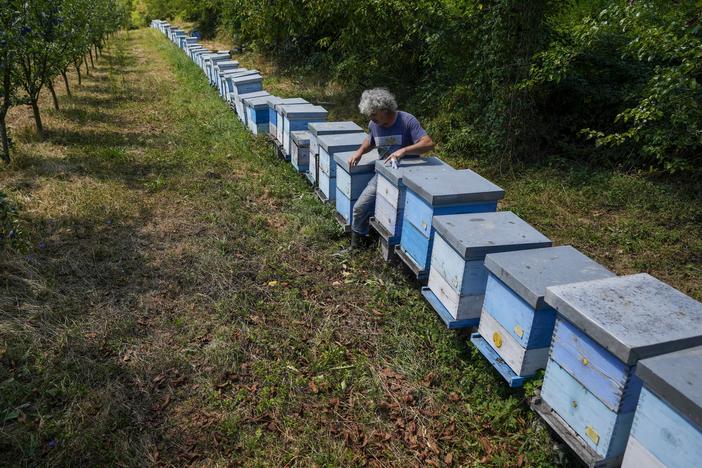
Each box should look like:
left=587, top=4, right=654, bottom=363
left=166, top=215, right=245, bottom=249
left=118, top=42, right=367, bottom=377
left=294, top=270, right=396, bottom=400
left=267, top=98, right=308, bottom=142
left=316, top=133, right=368, bottom=203
left=397, top=170, right=505, bottom=281
left=236, top=91, right=270, bottom=125
left=307, top=122, right=365, bottom=186
left=333, top=149, right=381, bottom=229
left=204, top=53, right=230, bottom=84
left=291, top=131, right=311, bottom=173
left=221, top=69, right=257, bottom=101
left=371, top=157, right=450, bottom=252
left=281, top=105, right=328, bottom=159
left=535, top=274, right=702, bottom=467
left=622, top=346, right=702, bottom=468
left=244, top=95, right=274, bottom=135
left=471, top=246, right=614, bottom=387
left=214, top=60, right=239, bottom=92
left=424, top=211, right=551, bottom=329
left=230, top=74, right=263, bottom=111
left=273, top=100, right=310, bottom=150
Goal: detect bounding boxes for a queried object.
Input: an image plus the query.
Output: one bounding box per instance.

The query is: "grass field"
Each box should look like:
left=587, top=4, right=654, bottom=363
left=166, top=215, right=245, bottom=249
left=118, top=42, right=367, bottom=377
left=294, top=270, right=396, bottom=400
left=0, top=28, right=700, bottom=466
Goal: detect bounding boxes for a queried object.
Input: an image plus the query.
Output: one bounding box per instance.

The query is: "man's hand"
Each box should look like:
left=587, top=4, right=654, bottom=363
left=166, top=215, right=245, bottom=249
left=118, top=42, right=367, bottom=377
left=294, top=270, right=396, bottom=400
left=349, top=151, right=363, bottom=167
left=384, top=147, right=406, bottom=166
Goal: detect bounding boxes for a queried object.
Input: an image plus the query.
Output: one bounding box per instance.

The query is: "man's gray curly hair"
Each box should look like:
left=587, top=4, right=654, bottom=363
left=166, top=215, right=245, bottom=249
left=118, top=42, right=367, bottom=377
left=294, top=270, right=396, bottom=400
left=358, top=88, right=398, bottom=116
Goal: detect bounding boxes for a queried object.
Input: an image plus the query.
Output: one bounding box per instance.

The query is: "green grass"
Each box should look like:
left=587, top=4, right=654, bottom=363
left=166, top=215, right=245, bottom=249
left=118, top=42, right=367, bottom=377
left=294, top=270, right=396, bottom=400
left=0, top=27, right=700, bottom=466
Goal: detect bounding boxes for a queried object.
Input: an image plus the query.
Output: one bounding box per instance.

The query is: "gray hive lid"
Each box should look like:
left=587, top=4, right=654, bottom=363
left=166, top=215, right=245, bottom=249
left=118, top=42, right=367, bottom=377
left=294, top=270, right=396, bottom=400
left=403, top=168, right=505, bottom=206
left=308, top=121, right=364, bottom=137
left=273, top=98, right=309, bottom=112
left=484, top=246, right=615, bottom=309
left=237, top=91, right=270, bottom=102
left=231, top=74, right=263, bottom=85
left=216, top=60, right=239, bottom=68
left=636, top=345, right=702, bottom=429
left=545, top=274, right=702, bottom=365
left=206, top=54, right=230, bottom=62
left=433, top=211, right=552, bottom=262
left=334, top=149, right=381, bottom=174
left=266, top=96, right=282, bottom=108
left=280, top=104, right=328, bottom=119
left=374, top=156, right=449, bottom=187
left=291, top=131, right=311, bottom=146
left=245, top=95, right=274, bottom=109
left=317, top=132, right=368, bottom=153
left=223, top=69, right=256, bottom=78
left=211, top=55, right=232, bottom=64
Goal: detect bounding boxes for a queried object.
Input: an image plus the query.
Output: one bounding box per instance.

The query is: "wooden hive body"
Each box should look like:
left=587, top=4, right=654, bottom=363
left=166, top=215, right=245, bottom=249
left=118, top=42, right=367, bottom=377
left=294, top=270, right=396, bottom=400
left=541, top=274, right=702, bottom=465
left=281, top=105, right=329, bottom=158
left=398, top=170, right=505, bottom=279
left=333, top=150, right=379, bottom=226
left=622, top=345, right=702, bottom=468
left=316, top=133, right=368, bottom=201
left=474, top=246, right=614, bottom=385
left=291, top=131, right=311, bottom=172
left=235, top=91, right=269, bottom=125
left=308, top=122, right=364, bottom=186
left=274, top=100, right=310, bottom=150
left=425, top=212, right=551, bottom=328
left=244, top=95, right=274, bottom=135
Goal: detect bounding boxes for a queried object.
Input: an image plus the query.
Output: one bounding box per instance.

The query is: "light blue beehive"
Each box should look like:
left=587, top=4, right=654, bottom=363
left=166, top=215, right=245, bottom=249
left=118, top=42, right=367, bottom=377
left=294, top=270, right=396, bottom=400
left=307, top=122, right=364, bottom=186
left=268, top=98, right=307, bottom=142
left=371, top=157, right=449, bottom=247
left=423, top=211, right=551, bottom=329
left=536, top=274, right=702, bottom=467
left=281, top=105, right=328, bottom=160
left=230, top=74, right=263, bottom=113
left=333, top=149, right=380, bottom=228
left=204, top=53, right=230, bottom=85
left=622, top=345, right=702, bottom=468
left=236, top=90, right=270, bottom=125
left=214, top=60, right=239, bottom=93
left=221, top=69, right=257, bottom=102
left=273, top=100, right=310, bottom=150
left=291, top=131, right=312, bottom=173
left=316, top=133, right=368, bottom=203
left=470, top=246, right=614, bottom=387
left=244, top=95, right=274, bottom=135
left=397, top=169, right=505, bottom=281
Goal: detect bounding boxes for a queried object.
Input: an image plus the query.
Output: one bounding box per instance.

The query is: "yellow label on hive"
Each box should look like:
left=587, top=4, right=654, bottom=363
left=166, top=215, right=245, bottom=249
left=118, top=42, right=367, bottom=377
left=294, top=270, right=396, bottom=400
left=492, top=332, right=503, bottom=348
left=514, top=324, right=524, bottom=337
left=582, top=357, right=589, bottom=366
left=585, top=426, right=600, bottom=445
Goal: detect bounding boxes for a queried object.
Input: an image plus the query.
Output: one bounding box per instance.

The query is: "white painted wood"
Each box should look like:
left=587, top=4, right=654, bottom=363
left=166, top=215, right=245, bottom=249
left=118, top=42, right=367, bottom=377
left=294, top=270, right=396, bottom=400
left=427, top=267, right=483, bottom=320
left=621, top=436, right=665, bottom=468
left=478, top=309, right=549, bottom=376
left=374, top=193, right=398, bottom=235
left=377, top=175, right=400, bottom=208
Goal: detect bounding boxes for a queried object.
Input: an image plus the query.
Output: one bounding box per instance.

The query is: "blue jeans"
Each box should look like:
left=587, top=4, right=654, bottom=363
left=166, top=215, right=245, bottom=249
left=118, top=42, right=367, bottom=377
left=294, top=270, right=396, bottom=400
left=352, top=174, right=377, bottom=235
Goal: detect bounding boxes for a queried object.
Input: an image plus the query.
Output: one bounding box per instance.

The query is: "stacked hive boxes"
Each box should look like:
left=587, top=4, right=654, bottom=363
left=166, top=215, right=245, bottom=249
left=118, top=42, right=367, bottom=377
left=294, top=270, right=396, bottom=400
left=316, top=133, right=369, bottom=203
left=281, top=105, right=329, bottom=159
left=333, top=149, right=380, bottom=229
left=397, top=170, right=505, bottom=281
left=291, top=131, right=311, bottom=173
left=424, top=212, right=552, bottom=328
left=370, top=157, right=449, bottom=262
left=472, top=246, right=615, bottom=386
left=236, top=90, right=270, bottom=125
left=535, top=274, right=702, bottom=466
left=244, top=95, right=274, bottom=135
left=232, top=75, right=264, bottom=118
left=268, top=98, right=308, bottom=143
left=307, top=122, right=364, bottom=186
left=622, top=346, right=702, bottom=467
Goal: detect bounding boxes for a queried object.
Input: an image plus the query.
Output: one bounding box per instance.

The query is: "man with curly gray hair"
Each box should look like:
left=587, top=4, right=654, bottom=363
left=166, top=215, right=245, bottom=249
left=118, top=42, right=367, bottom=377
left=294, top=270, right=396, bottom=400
left=348, top=88, right=435, bottom=249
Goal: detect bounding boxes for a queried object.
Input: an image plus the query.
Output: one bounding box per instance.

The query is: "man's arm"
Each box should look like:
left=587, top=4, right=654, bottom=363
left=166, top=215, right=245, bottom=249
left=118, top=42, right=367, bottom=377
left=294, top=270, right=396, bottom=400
left=386, top=135, right=435, bottom=164
left=349, top=136, right=375, bottom=167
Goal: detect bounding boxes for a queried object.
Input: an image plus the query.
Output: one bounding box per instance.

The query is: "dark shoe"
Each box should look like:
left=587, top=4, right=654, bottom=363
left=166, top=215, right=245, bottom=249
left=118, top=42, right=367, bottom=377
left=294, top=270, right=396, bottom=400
left=351, top=232, right=370, bottom=249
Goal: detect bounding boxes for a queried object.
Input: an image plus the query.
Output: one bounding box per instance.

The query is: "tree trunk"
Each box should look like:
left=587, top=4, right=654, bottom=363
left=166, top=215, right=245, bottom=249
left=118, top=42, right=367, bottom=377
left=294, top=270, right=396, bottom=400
left=89, top=48, right=95, bottom=68
left=0, top=114, right=10, bottom=163
left=30, top=99, right=43, bottom=138
left=75, top=61, right=82, bottom=85
left=61, top=70, right=71, bottom=96
left=84, top=56, right=90, bottom=76
left=47, top=80, right=60, bottom=110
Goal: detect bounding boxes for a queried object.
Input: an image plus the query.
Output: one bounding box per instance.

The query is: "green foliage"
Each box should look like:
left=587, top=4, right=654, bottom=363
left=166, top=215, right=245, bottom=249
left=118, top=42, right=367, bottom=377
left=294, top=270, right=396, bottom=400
left=138, top=0, right=702, bottom=174
left=0, top=191, right=22, bottom=249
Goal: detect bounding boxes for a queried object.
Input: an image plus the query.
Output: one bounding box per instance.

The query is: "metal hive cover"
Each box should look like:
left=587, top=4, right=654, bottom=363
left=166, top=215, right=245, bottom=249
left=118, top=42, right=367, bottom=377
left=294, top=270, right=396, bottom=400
left=433, top=211, right=552, bottom=261
left=280, top=104, right=328, bottom=119
left=484, top=245, right=615, bottom=309
left=308, top=121, right=364, bottom=137
left=636, top=345, right=702, bottom=428
left=272, top=98, right=309, bottom=111
left=403, top=169, right=505, bottom=206
left=317, top=132, right=368, bottom=153
left=237, top=91, right=270, bottom=103
left=545, top=274, right=702, bottom=365
left=245, top=95, right=274, bottom=109
left=374, top=156, right=449, bottom=187
left=334, top=149, right=381, bottom=174
left=231, top=74, right=263, bottom=85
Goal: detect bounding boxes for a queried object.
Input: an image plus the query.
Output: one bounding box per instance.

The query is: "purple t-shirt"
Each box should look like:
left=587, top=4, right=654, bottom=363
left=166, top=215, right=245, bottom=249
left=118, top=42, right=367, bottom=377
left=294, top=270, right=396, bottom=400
left=369, top=111, right=427, bottom=158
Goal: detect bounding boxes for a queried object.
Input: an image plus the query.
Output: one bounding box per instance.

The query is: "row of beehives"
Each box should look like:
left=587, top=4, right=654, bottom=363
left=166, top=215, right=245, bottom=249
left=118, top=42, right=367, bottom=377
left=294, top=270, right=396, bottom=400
left=151, top=20, right=702, bottom=468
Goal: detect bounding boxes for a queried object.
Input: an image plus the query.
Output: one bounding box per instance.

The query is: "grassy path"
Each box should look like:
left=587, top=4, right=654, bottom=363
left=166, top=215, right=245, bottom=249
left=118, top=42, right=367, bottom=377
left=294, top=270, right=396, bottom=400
left=1, top=29, right=561, bottom=466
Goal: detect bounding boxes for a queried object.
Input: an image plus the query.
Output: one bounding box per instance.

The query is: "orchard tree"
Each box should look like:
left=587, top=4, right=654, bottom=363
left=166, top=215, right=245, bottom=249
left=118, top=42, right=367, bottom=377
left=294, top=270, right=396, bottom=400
left=0, top=0, right=20, bottom=162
